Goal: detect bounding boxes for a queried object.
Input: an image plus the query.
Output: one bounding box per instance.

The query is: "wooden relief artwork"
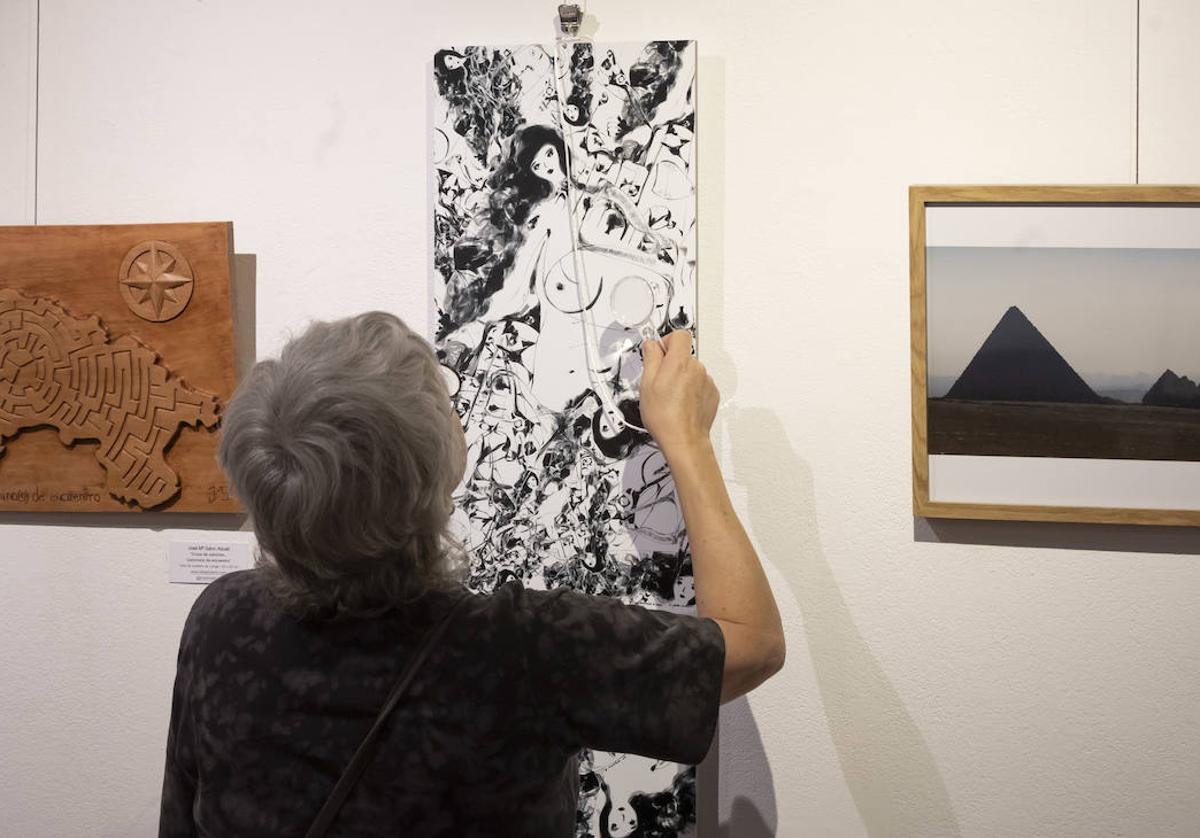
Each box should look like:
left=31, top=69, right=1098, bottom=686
left=0, top=223, right=240, bottom=513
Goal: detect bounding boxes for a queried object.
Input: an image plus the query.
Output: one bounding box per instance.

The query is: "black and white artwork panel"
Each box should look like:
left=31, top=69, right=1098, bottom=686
left=431, top=41, right=700, bottom=836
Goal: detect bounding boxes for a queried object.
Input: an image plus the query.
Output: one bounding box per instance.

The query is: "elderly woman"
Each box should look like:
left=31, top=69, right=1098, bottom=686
left=159, top=313, right=784, bottom=837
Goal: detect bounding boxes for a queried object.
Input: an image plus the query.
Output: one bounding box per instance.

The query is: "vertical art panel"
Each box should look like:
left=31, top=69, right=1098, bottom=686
left=432, top=41, right=699, bottom=836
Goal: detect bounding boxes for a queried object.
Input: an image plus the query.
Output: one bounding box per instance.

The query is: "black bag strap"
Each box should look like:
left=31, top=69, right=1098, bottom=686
left=304, top=592, right=469, bottom=838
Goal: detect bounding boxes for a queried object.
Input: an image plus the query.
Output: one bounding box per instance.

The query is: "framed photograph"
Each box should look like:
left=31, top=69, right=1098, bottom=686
left=910, top=186, right=1200, bottom=526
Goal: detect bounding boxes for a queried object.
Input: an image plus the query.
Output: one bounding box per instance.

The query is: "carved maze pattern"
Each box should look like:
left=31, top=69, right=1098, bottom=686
left=0, top=288, right=220, bottom=508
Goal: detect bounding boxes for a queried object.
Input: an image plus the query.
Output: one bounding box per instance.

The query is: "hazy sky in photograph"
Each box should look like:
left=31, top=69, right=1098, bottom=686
left=927, top=247, right=1200, bottom=392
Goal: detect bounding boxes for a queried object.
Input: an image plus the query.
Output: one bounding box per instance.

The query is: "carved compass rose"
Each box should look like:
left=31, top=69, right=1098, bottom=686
left=118, top=240, right=194, bottom=322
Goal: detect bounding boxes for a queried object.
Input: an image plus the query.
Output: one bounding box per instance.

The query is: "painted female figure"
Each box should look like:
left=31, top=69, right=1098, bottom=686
left=445, top=123, right=602, bottom=415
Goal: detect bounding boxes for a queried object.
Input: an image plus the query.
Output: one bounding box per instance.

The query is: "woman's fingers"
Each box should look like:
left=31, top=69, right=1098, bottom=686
left=662, top=329, right=692, bottom=360
left=642, top=336, right=665, bottom=381
left=637, top=329, right=716, bottom=455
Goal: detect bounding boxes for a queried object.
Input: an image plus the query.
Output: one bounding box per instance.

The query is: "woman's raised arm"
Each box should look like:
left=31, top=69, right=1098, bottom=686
left=639, top=330, right=786, bottom=702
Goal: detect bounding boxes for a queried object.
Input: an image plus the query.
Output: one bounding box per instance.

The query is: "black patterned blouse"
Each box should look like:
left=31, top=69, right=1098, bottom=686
left=159, top=569, right=724, bottom=837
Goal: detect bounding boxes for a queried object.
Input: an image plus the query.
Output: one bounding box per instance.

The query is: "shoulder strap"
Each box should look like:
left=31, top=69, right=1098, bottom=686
left=304, top=592, right=469, bottom=838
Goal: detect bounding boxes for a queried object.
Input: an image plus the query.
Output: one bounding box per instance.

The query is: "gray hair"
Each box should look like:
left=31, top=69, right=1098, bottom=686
left=218, top=311, right=466, bottom=618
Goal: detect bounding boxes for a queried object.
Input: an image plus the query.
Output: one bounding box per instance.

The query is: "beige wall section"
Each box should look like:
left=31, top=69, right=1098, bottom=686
left=0, top=0, right=36, bottom=223
left=1, top=1, right=1197, bottom=836
left=1139, top=0, right=1200, bottom=182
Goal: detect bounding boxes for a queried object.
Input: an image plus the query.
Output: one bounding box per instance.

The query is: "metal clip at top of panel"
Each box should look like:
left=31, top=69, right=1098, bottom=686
left=557, top=4, right=583, bottom=38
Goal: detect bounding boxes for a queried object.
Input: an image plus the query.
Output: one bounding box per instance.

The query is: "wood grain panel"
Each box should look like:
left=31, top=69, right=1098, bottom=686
left=0, top=223, right=240, bottom=512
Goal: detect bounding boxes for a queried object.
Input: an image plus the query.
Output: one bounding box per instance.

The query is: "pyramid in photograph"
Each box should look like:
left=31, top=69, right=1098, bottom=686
left=946, top=306, right=1102, bottom=403
left=1143, top=369, right=1200, bottom=408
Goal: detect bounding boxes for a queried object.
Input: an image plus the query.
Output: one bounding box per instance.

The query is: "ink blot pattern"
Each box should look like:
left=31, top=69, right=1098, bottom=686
left=433, top=41, right=700, bottom=836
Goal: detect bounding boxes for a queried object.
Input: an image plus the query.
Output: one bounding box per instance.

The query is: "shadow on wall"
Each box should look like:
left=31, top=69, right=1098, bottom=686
left=713, top=698, right=777, bottom=837
left=718, top=799, right=775, bottom=838
left=693, top=51, right=958, bottom=837
left=916, top=515, right=1200, bottom=554
left=724, top=406, right=962, bottom=838
left=693, top=51, right=782, bottom=837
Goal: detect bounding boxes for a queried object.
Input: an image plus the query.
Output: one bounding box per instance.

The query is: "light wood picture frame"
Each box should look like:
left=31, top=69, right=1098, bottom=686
left=910, top=185, right=1200, bottom=526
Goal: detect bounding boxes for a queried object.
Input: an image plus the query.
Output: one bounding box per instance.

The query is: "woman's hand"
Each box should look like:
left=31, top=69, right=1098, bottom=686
left=640, top=330, right=719, bottom=459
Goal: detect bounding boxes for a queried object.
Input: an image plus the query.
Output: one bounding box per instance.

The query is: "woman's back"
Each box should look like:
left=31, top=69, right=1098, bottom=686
left=161, top=313, right=783, bottom=834
left=160, top=569, right=723, bottom=837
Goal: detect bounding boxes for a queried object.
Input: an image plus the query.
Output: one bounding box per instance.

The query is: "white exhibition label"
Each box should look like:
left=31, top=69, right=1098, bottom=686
left=168, top=540, right=254, bottom=584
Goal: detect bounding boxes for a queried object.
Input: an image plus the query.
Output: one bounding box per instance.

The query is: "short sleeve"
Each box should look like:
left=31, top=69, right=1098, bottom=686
left=504, top=583, right=725, bottom=765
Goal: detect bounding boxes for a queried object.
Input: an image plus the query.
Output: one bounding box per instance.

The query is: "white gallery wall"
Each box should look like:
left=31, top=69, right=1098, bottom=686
left=2, top=0, right=1198, bottom=835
